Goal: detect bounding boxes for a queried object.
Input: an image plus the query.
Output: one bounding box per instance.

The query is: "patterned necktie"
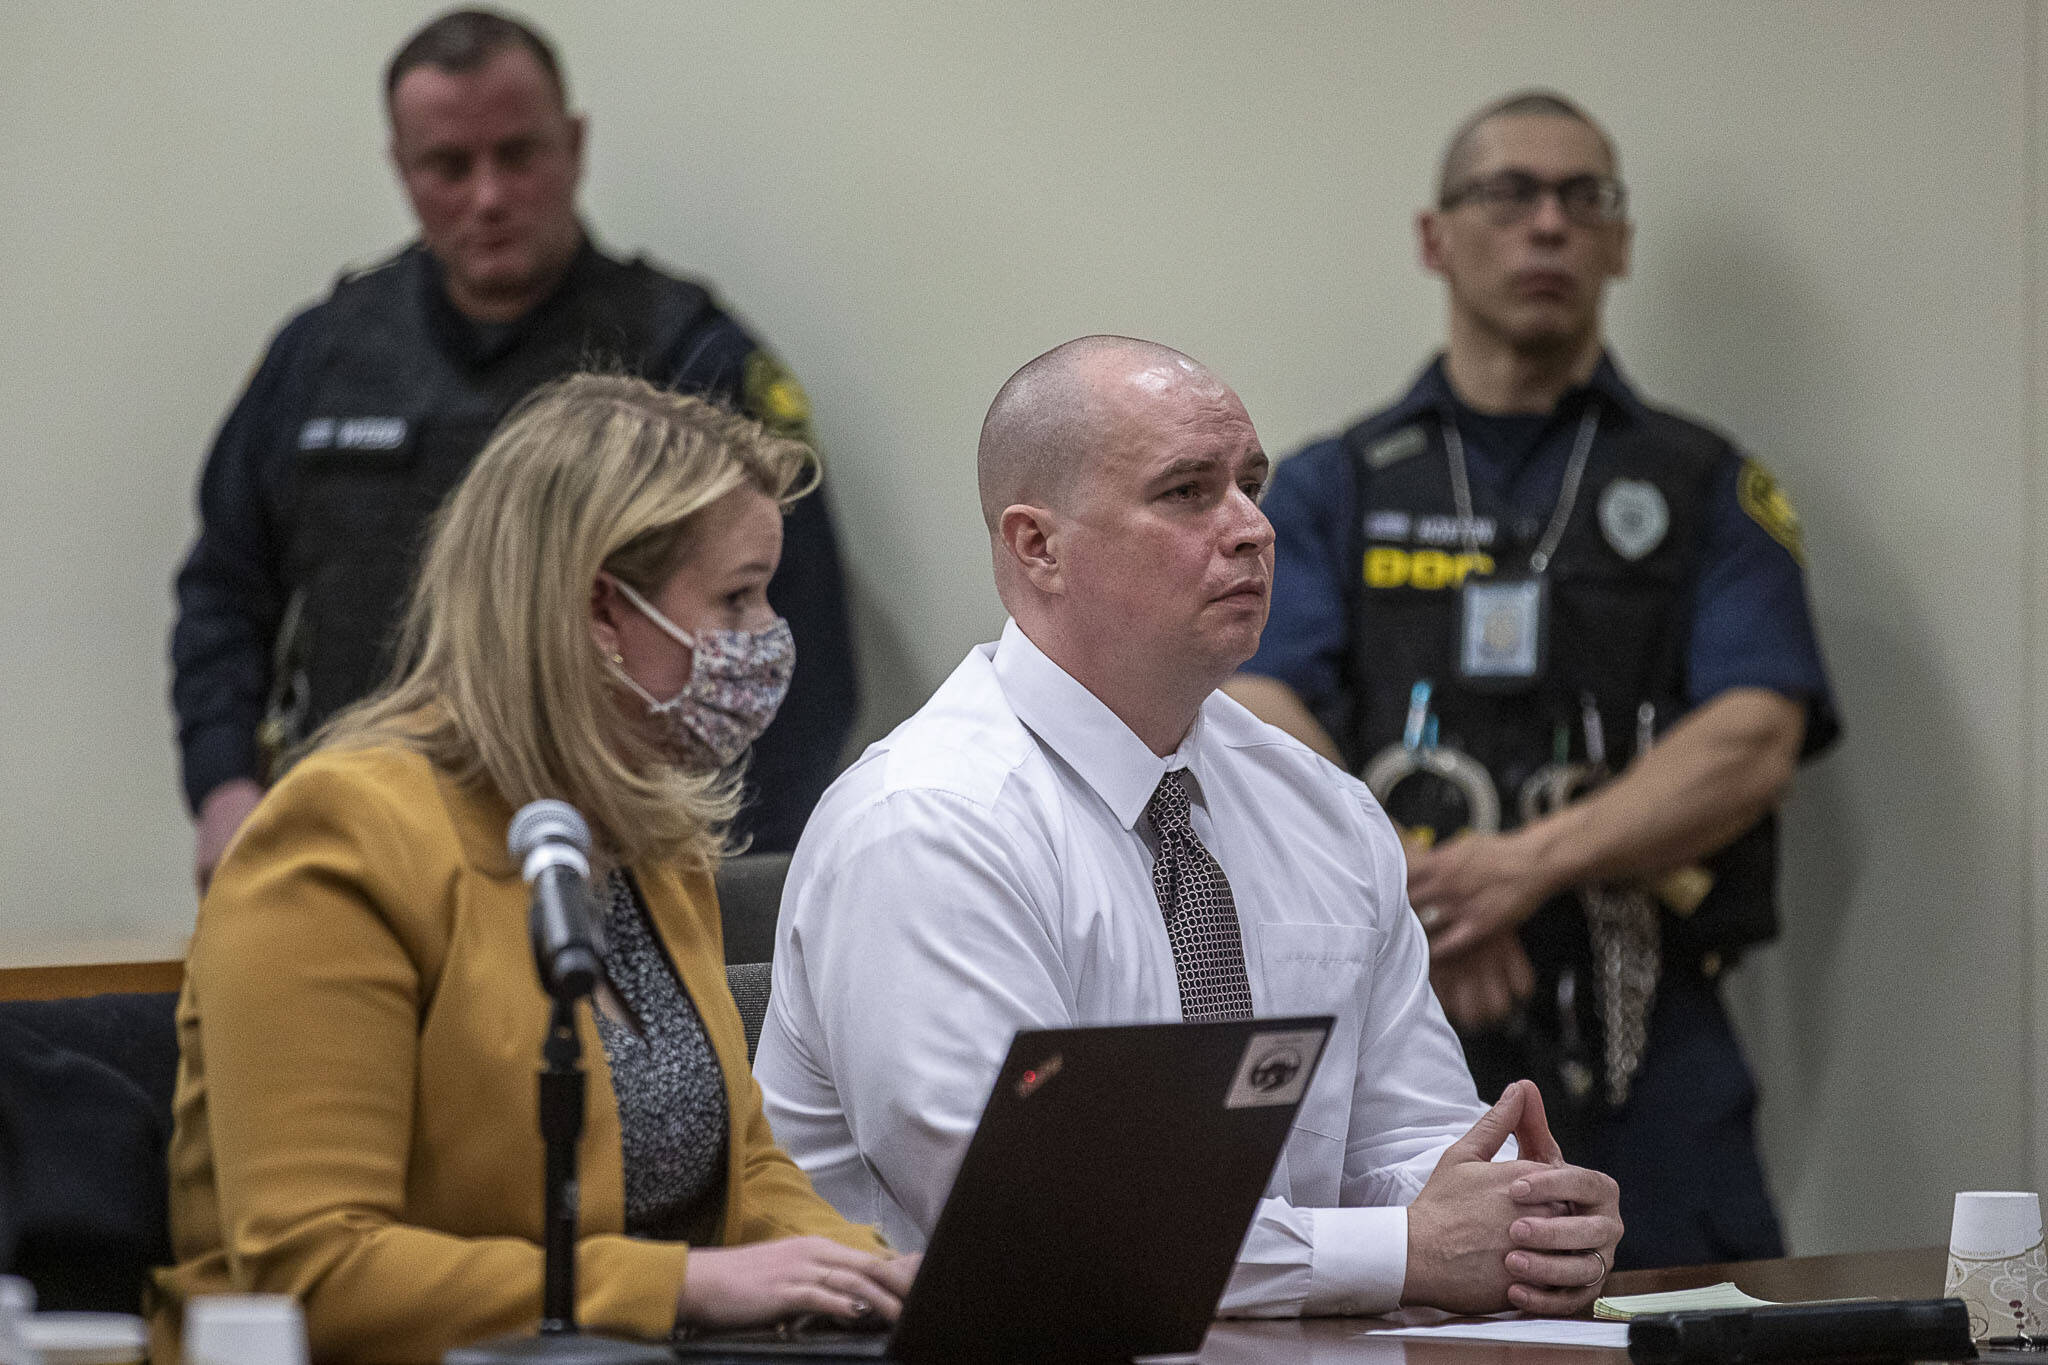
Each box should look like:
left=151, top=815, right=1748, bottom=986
left=1144, top=770, right=1255, bottom=1021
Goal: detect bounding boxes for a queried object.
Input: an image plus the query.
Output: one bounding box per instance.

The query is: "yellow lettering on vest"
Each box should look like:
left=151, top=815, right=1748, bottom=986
left=1409, top=550, right=1454, bottom=589
left=1452, top=552, right=1495, bottom=585
left=1364, top=548, right=1498, bottom=590
left=1364, top=547, right=1409, bottom=588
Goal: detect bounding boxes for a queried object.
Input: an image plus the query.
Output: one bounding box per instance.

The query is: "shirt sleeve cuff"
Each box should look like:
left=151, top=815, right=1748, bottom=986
left=1303, top=1204, right=1409, bottom=1316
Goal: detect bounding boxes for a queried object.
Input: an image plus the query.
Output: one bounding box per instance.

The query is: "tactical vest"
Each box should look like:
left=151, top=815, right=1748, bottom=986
left=278, top=247, right=715, bottom=738
left=1341, top=400, right=1779, bottom=964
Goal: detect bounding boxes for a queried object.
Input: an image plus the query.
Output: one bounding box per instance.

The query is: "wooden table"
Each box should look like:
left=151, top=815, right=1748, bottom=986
left=1195, top=1247, right=1950, bottom=1363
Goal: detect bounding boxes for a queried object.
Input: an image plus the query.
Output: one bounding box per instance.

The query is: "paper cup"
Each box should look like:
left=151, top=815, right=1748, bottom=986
left=0, top=1276, right=37, bottom=1365
left=183, top=1296, right=308, bottom=1365
left=16, top=1314, right=147, bottom=1365
left=1945, top=1190, right=2048, bottom=1340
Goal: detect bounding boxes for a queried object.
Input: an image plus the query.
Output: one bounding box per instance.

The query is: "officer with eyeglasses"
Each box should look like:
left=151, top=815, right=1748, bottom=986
left=1225, top=90, right=1838, bottom=1270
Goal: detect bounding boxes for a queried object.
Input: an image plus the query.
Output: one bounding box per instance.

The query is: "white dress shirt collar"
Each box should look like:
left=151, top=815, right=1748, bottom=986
left=991, top=618, right=1209, bottom=831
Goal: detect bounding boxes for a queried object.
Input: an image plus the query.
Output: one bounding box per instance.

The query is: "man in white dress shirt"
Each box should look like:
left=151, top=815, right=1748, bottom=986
left=755, top=336, right=1622, bottom=1318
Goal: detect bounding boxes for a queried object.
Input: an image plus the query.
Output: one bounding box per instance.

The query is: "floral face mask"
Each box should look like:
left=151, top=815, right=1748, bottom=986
left=610, top=578, right=794, bottom=769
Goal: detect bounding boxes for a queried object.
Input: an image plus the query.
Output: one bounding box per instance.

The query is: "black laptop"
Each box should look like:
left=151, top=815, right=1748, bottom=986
left=675, top=1015, right=1334, bottom=1365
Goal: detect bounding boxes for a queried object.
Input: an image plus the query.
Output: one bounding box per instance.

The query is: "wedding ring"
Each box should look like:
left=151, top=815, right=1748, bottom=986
left=1584, top=1248, right=1608, bottom=1287
left=848, top=1298, right=871, bottom=1318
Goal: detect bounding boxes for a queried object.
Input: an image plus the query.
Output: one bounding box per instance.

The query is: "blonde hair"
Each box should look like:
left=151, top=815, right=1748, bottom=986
left=323, top=372, right=817, bottom=870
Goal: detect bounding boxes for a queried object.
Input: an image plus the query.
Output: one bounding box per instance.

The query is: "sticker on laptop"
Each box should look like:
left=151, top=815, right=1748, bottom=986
left=1225, top=1029, right=1323, bottom=1109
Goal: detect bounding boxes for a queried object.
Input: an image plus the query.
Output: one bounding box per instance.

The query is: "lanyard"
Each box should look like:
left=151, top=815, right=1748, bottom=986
left=1441, top=405, right=1600, bottom=575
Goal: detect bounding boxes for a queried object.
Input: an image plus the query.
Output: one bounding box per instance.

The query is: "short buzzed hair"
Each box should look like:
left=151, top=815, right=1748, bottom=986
left=385, top=8, right=567, bottom=106
left=976, top=335, right=1203, bottom=532
left=1436, top=90, right=1618, bottom=204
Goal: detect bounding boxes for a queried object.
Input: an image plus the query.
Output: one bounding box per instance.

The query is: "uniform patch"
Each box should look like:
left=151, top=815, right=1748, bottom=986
left=742, top=350, right=812, bottom=439
left=1415, top=513, right=1495, bottom=547
left=298, top=416, right=407, bottom=452
left=1365, top=425, right=1427, bottom=468
left=1365, top=510, right=1412, bottom=541
left=1597, top=479, right=1669, bottom=561
left=1737, top=459, right=1804, bottom=562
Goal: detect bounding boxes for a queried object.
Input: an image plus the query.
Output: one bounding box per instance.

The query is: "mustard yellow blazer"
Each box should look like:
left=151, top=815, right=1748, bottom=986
left=153, top=743, right=880, bottom=1363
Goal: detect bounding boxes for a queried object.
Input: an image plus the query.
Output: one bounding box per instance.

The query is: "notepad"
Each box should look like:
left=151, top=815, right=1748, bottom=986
left=1593, top=1281, right=1780, bottom=1320
left=1372, top=1318, right=1632, bottom=1346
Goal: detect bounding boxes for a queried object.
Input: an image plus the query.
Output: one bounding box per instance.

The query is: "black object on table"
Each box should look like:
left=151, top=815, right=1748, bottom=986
left=1628, top=1296, right=1974, bottom=1365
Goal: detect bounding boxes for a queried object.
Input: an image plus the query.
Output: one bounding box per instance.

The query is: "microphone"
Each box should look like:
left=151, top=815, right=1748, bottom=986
left=457, top=802, right=672, bottom=1365
left=509, top=800, right=603, bottom=1002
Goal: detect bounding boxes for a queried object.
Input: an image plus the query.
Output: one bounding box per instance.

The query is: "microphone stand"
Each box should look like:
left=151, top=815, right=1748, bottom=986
left=536, top=996, right=595, bottom=1339
left=443, top=944, right=670, bottom=1365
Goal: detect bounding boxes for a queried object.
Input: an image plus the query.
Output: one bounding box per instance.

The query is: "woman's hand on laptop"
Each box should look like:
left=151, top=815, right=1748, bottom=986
left=866, top=1251, right=921, bottom=1310
left=675, top=1237, right=922, bottom=1330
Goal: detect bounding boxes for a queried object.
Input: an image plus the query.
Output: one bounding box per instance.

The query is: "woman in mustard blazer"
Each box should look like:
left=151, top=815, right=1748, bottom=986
left=155, top=375, right=912, bottom=1362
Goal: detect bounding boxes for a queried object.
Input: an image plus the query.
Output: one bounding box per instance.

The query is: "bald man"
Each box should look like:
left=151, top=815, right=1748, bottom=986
left=756, top=337, right=1621, bottom=1319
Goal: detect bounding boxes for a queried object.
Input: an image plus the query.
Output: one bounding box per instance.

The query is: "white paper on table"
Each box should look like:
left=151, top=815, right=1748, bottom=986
left=1367, top=1317, right=1631, bottom=1347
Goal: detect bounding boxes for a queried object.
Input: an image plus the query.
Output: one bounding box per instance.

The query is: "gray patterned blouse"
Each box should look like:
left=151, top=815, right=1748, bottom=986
left=593, top=868, right=731, bottom=1243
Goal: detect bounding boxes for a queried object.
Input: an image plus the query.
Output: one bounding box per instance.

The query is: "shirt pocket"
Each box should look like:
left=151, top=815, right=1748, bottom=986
left=1254, top=923, right=1379, bottom=1157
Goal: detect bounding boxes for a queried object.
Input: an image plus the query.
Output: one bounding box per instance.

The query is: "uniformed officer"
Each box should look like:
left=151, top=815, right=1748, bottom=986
left=1226, top=91, right=1839, bottom=1269
left=171, top=9, right=856, bottom=886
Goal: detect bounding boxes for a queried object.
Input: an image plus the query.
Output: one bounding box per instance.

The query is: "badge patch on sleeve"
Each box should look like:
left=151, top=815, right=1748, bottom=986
left=1737, top=459, right=1804, bottom=563
left=742, top=350, right=813, bottom=439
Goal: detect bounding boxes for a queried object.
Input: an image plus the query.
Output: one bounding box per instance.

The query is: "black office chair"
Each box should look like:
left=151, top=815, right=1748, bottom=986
left=714, top=851, right=790, bottom=967
left=0, top=991, right=179, bottom=1313
left=714, top=852, right=790, bottom=1067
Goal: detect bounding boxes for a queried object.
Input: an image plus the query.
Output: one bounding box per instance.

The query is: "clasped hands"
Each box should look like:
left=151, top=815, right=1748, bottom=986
left=1403, top=1079, right=1622, bottom=1317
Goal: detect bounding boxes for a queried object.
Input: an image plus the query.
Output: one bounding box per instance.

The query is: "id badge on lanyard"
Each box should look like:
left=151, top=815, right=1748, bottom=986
left=1459, top=572, right=1548, bottom=687
left=1442, top=405, right=1599, bottom=693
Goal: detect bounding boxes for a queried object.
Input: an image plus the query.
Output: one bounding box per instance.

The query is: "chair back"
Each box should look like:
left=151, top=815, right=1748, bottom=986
left=714, top=852, right=791, bottom=966
left=0, top=969, right=180, bottom=1314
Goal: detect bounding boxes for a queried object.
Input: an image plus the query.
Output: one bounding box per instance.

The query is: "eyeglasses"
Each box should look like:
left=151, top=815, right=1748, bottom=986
left=1439, top=171, right=1627, bottom=227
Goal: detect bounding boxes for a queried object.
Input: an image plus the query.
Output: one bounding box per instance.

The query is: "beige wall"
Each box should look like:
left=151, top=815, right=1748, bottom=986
left=1, top=0, right=2039, bottom=1258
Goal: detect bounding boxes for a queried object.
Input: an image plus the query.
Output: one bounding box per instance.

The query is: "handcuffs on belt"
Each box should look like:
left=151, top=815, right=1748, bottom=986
left=1366, top=688, right=1712, bottom=906
left=1365, top=688, right=1713, bottom=1103
left=1362, top=683, right=1497, bottom=938
left=1361, top=683, right=1501, bottom=845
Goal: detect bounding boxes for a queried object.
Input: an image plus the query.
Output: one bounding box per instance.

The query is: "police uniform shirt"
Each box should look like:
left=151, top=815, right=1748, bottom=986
left=1245, top=354, right=1840, bottom=761
left=170, top=236, right=855, bottom=852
